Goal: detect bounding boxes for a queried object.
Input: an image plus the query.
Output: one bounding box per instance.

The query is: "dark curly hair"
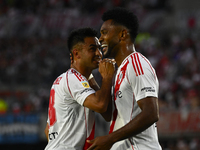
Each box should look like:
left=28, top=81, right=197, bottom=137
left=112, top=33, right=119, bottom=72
left=67, top=27, right=97, bottom=52
left=102, top=7, right=139, bottom=42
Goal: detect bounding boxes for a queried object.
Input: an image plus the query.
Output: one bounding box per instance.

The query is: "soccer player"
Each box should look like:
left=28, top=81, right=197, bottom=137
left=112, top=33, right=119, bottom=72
left=87, top=7, right=162, bottom=150
left=44, top=27, right=115, bottom=150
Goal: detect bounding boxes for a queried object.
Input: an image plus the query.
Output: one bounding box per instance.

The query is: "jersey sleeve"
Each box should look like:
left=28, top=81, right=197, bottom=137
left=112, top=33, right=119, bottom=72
left=67, top=73, right=95, bottom=106
left=128, top=56, right=159, bottom=101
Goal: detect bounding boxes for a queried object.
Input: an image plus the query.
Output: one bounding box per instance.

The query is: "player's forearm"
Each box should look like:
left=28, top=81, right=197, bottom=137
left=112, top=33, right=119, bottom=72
left=88, top=76, right=100, bottom=91
left=84, top=59, right=115, bottom=113
left=109, top=106, right=159, bottom=144
left=100, top=98, right=112, bottom=121
left=93, top=77, right=112, bottom=113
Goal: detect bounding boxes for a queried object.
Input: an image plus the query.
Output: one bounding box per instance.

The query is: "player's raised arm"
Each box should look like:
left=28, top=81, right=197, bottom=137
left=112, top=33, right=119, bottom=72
left=87, top=68, right=113, bottom=121
left=83, top=59, right=115, bottom=114
left=88, top=74, right=100, bottom=91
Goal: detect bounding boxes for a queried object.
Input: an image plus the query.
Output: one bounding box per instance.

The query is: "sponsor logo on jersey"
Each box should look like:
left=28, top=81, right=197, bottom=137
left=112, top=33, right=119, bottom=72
left=81, top=81, right=90, bottom=88
left=80, top=88, right=93, bottom=94
left=141, top=87, right=155, bottom=92
left=115, top=90, right=122, bottom=98
left=114, top=60, right=128, bottom=101
left=49, top=132, right=58, bottom=140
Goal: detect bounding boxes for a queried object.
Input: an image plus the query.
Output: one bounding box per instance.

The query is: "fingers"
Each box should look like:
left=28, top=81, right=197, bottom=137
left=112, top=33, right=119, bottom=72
left=99, top=58, right=116, bottom=70
left=109, top=58, right=116, bottom=64
left=98, top=58, right=116, bottom=79
left=87, top=140, right=93, bottom=144
left=101, top=58, right=116, bottom=65
left=101, top=61, right=114, bottom=71
left=87, top=143, right=96, bottom=150
left=87, top=139, right=96, bottom=150
left=87, top=146, right=95, bottom=150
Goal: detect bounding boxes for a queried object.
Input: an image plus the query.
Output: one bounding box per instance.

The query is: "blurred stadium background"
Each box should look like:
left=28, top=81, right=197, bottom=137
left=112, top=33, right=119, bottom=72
left=0, top=0, right=200, bottom=149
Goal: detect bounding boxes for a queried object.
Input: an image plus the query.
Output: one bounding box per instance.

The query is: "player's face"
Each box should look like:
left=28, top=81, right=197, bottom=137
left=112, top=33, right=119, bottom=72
left=80, top=37, right=102, bottom=69
left=99, top=19, right=121, bottom=58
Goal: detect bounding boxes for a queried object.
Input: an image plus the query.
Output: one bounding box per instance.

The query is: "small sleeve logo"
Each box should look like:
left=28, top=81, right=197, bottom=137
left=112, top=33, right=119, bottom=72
left=81, top=81, right=90, bottom=88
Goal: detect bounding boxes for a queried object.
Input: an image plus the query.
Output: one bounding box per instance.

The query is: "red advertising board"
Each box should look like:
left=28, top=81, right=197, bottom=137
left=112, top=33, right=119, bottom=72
left=157, top=111, right=200, bottom=137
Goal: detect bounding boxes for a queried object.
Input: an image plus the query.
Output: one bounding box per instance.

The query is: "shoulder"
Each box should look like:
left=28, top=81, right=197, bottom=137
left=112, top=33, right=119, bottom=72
left=129, top=52, right=155, bottom=71
left=68, top=68, right=86, bottom=82
left=121, top=52, right=144, bottom=76
left=52, top=72, right=66, bottom=85
left=121, top=52, right=156, bottom=80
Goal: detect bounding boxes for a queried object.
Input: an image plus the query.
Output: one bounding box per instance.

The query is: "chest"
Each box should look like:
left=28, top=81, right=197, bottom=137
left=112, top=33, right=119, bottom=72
left=112, top=62, right=133, bottom=104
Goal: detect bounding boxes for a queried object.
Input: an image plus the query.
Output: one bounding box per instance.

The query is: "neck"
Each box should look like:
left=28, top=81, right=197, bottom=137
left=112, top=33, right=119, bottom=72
left=71, top=63, right=92, bottom=79
left=115, top=43, right=135, bottom=67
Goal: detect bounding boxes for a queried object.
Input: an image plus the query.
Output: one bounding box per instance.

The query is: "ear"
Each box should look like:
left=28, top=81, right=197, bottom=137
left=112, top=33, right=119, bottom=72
left=72, top=49, right=81, bottom=59
left=119, top=29, right=128, bottom=41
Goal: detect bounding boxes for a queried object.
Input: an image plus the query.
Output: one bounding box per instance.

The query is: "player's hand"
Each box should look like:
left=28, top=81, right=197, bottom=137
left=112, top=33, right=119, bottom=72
left=99, top=58, right=116, bottom=79
left=87, top=135, right=113, bottom=150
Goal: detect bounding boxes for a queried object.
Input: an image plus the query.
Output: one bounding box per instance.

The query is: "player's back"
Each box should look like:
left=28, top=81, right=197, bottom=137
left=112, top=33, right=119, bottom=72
left=45, top=69, right=95, bottom=150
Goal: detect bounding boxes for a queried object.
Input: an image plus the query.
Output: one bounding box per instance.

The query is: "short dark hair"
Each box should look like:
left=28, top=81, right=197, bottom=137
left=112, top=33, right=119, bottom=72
left=102, top=7, right=139, bottom=42
left=67, top=27, right=97, bottom=52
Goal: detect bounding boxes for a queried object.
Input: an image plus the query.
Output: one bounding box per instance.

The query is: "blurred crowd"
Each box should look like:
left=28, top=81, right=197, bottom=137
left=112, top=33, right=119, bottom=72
left=136, top=32, right=200, bottom=112
left=0, top=0, right=200, bottom=149
left=1, top=30, right=200, bottom=113
left=0, top=37, right=70, bottom=113
left=0, top=0, right=176, bottom=113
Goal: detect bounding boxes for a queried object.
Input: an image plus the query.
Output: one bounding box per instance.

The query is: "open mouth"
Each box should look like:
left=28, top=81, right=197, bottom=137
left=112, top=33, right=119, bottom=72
left=101, top=44, right=108, bottom=53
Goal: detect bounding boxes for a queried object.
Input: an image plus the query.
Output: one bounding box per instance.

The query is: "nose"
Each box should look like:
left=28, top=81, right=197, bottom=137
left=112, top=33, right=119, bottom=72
left=99, top=35, right=103, bottom=44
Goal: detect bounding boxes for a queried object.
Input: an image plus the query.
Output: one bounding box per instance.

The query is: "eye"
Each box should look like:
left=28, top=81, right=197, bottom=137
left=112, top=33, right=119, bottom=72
left=90, top=47, right=96, bottom=51
left=101, top=30, right=107, bottom=35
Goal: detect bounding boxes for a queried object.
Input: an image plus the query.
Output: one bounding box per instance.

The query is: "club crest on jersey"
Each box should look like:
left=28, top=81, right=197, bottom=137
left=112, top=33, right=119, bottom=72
left=81, top=81, right=90, bottom=88
left=118, top=71, right=124, bottom=84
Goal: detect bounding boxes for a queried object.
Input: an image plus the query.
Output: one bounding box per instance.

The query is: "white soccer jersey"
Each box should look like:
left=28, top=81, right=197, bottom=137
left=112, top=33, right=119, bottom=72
left=45, top=68, right=95, bottom=150
left=110, top=52, right=162, bottom=150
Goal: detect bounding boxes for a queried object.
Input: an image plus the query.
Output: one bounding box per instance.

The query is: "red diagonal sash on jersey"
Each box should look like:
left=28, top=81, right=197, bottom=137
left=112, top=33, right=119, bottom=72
left=83, top=122, right=95, bottom=150
left=109, top=101, right=117, bottom=134
left=109, top=60, right=129, bottom=134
